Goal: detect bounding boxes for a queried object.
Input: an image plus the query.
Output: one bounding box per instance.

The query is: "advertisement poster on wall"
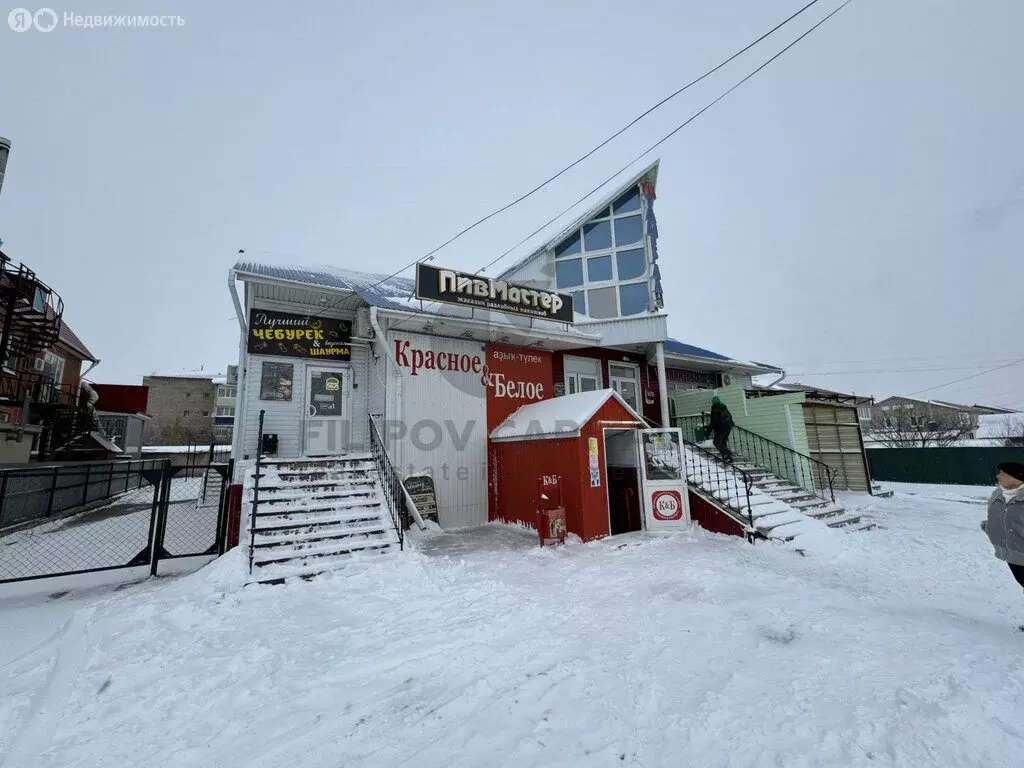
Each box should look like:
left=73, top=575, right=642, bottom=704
left=484, top=344, right=554, bottom=432
left=642, top=431, right=682, bottom=481
left=247, top=309, right=351, bottom=359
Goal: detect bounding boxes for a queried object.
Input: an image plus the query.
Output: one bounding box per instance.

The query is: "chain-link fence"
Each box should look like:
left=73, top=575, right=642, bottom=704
left=0, top=454, right=233, bottom=585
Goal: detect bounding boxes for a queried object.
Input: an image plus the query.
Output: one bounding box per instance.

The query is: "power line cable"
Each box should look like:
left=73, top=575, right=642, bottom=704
left=789, top=364, right=1022, bottom=376
left=907, top=358, right=1024, bottom=398
left=385, top=0, right=854, bottom=334
left=361, top=0, right=828, bottom=292
left=476, top=0, right=854, bottom=277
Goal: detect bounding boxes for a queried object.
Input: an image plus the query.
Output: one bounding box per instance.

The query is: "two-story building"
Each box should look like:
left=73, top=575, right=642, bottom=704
left=228, top=161, right=791, bottom=533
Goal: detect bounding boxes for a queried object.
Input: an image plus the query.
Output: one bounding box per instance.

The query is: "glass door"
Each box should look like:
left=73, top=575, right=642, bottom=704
left=304, top=366, right=350, bottom=455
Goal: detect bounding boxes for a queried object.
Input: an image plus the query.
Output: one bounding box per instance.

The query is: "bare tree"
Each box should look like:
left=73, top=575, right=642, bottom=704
left=868, top=405, right=976, bottom=448
left=995, top=416, right=1024, bottom=447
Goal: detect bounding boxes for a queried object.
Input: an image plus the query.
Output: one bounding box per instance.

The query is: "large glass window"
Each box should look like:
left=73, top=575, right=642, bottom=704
left=586, top=255, right=613, bottom=282
left=613, top=188, right=641, bottom=214
left=260, top=362, right=293, bottom=401
left=572, top=290, right=586, bottom=316
left=619, top=282, right=650, bottom=316
left=587, top=287, right=618, bottom=319
left=583, top=220, right=612, bottom=251
left=554, top=232, right=581, bottom=257
left=616, top=248, right=646, bottom=280
left=555, top=258, right=584, bottom=288
left=614, top=214, right=643, bottom=247
left=552, top=181, right=653, bottom=317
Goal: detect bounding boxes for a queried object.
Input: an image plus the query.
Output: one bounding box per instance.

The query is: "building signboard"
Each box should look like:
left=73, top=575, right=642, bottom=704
left=247, top=309, right=351, bottom=360
left=416, top=263, right=574, bottom=323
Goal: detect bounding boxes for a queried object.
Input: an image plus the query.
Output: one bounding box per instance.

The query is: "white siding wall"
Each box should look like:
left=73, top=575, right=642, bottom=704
left=385, top=329, right=488, bottom=529
left=237, top=297, right=367, bottom=459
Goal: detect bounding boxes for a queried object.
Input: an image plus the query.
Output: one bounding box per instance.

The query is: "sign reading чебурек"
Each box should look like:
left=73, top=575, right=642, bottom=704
left=247, top=309, right=351, bottom=360
left=415, top=263, right=574, bottom=323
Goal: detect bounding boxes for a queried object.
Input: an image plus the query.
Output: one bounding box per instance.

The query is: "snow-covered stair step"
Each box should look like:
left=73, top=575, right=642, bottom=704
left=825, top=514, right=863, bottom=529
left=770, top=493, right=815, bottom=505
left=259, top=478, right=376, bottom=494
left=255, top=491, right=379, bottom=513
left=257, top=464, right=376, bottom=481
left=253, top=534, right=394, bottom=567
left=256, top=487, right=378, bottom=506
left=787, top=498, right=832, bottom=511
left=253, top=522, right=390, bottom=548
left=253, top=506, right=384, bottom=533
left=251, top=547, right=394, bottom=583
left=804, top=504, right=847, bottom=520
left=261, top=453, right=372, bottom=466
left=756, top=512, right=814, bottom=533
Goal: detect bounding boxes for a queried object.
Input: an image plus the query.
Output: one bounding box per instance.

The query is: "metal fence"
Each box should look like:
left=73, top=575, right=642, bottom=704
left=867, top=446, right=1024, bottom=486
left=0, top=455, right=234, bottom=585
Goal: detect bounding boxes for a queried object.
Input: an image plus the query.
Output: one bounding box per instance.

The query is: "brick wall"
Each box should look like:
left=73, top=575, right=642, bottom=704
left=142, top=376, right=217, bottom=445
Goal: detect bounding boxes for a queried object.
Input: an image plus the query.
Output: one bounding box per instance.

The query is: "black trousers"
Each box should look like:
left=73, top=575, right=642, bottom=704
left=1010, top=563, right=1024, bottom=590
left=713, top=428, right=733, bottom=462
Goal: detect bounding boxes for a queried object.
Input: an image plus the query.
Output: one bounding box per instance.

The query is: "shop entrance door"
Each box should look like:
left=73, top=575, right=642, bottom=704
left=304, top=366, right=351, bottom=456
left=636, top=428, right=690, bottom=530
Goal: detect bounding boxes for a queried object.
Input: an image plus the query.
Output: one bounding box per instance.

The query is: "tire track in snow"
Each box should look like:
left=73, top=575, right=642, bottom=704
left=2, top=607, right=94, bottom=768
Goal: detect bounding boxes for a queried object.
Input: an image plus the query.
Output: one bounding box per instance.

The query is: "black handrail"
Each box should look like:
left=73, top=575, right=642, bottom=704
left=680, top=437, right=757, bottom=543
left=249, top=409, right=265, bottom=573
left=368, top=413, right=405, bottom=551
left=673, top=413, right=836, bottom=503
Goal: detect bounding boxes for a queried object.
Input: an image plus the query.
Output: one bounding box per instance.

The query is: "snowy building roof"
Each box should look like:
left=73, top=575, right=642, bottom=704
left=145, top=370, right=217, bottom=381
left=489, top=388, right=646, bottom=442
left=232, top=260, right=599, bottom=341
left=663, top=338, right=782, bottom=375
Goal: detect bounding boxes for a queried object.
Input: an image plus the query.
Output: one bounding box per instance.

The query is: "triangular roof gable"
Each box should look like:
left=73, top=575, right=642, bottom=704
left=489, top=388, right=646, bottom=442
left=497, top=160, right=660, bottom=280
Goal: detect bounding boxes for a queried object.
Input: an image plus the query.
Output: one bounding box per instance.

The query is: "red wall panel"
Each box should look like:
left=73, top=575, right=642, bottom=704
left=484, top=344, right=553, bottom=433
left=489, top=395, right=642, bottom=542
left=92, top=384, right=150, bottom=414
left=688, top=491, right=745, bottom=538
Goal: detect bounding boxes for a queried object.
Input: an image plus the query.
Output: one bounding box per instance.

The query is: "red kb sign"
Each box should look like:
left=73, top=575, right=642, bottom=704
left=652, top=490, right=683, bottom=521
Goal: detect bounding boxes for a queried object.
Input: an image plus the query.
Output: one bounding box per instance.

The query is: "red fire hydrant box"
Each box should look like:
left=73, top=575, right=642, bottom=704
left=537, top=475, right=566, bottom=546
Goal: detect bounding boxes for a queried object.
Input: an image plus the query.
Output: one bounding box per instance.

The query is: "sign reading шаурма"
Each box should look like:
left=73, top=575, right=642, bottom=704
left=247, top=309, right=351, bottom=359
left=415, top=263, right=574, bottom=323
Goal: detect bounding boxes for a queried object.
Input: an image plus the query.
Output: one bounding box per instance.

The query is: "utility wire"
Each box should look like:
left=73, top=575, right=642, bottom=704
left=385, top=0, right=854, bottom=334
left=476, top=0, right=854, bottom=277
left=907, top=358, right=1024, bottom=398
left=361, top=0, right=827, bottom=292
left=790, top=364, right=1022, bottom=376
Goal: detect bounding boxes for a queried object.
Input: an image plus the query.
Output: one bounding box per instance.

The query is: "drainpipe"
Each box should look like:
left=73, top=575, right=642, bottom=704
left=228, top=268, right=247, bottom=467
left=763, top=368, right=786, bottom=389
left=369, top=306, right=424, bottom=531
left=655, top=341, right=669, bottom=428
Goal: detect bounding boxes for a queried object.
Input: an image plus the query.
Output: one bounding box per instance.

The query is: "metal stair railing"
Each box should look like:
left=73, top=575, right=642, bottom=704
left=248, top=409, right=265, bottom=573
left=673, top=413, right=836, bottom=504
left=368, top=414, right=406, bottom=551
left=680, top=437, right=758, bottom=543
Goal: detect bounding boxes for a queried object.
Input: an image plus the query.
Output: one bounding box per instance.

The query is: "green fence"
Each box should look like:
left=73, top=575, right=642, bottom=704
left=867, top=447, right=1024, bottom=486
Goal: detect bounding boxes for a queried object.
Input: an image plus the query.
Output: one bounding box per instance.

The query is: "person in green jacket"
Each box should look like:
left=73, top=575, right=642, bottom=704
left=708, top=395, right=734, bottom=463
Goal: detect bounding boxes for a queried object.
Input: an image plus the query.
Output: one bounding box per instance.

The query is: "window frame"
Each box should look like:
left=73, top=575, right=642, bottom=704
left=608, top=361, right=641, bottom=411
left=553, top=187, right=652, bottom=318
left=260, top=361, right=294, bottom=402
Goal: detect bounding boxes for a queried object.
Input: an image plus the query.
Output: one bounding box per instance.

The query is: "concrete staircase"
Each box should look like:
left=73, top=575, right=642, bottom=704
left=730, top=459, right=874, bottom=533
left=683, top=444, right=874, bottom=547
left=247, top=454, right=399, bottom=583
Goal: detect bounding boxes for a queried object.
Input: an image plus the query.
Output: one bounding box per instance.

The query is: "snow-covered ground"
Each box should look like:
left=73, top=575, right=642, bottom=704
left=3, top=483, right=1024, bottom=767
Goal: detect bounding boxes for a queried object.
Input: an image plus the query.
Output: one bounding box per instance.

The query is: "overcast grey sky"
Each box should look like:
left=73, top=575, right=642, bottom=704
left=1, top=0, right=1021, bottom=408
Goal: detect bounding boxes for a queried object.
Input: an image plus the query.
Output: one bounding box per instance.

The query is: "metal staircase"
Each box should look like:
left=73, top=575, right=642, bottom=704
left=675, top=414, right=874, bottom=541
